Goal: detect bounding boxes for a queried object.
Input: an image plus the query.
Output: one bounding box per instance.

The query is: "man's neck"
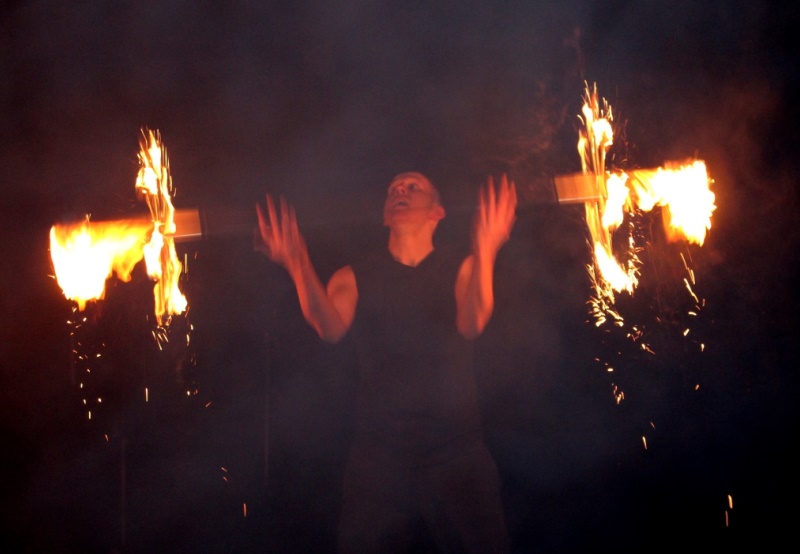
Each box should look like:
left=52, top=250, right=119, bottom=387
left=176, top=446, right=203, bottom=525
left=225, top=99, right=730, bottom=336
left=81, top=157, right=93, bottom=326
left=387, top=231, right=435, bottom=267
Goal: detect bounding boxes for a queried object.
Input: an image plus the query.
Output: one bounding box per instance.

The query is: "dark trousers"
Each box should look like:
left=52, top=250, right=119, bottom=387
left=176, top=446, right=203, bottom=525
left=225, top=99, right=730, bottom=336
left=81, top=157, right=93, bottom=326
left=337, top=435, right=509, bottom=554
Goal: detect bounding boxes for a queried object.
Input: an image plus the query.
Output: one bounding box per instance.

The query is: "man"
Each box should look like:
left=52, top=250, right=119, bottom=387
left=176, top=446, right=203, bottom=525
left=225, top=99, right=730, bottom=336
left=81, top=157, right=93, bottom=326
left=256, top=171, right=517, bottom=553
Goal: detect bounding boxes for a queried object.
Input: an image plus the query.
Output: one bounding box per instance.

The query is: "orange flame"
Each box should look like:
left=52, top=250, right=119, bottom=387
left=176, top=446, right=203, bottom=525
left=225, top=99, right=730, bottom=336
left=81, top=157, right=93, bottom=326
left=49, top=129, right=187, bottom=325
left=627, top=161, right=715, bottom=246
left=577, top=83, right=716, bottom=319
left=49, top=218, right=152, bottom=310
left=135, top=129, right=187, bottom=325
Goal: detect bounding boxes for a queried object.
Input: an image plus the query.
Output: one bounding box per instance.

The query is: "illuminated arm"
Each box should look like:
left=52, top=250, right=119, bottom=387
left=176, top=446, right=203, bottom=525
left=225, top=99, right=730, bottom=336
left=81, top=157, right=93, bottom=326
left=455, top=175, right=517, bottom=340
left=256, top=195, right=355, bottom=343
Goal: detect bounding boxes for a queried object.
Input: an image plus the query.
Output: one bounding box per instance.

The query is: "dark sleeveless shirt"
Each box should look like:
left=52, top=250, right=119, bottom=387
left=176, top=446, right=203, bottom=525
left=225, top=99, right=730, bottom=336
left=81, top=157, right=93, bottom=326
left=348, top=248, right=482, bottom=461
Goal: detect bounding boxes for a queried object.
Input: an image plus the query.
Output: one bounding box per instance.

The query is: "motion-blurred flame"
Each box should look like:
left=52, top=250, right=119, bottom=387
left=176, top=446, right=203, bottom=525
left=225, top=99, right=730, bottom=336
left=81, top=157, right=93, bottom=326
left=49, top=129, right=187, bottom=325
left=49, top=218, right=152, bottom=311
left=627, top=161, right=715, bottom=246
left=578, top=83, right=716, bottom=322
left=135, top=129, right=187, bottom=324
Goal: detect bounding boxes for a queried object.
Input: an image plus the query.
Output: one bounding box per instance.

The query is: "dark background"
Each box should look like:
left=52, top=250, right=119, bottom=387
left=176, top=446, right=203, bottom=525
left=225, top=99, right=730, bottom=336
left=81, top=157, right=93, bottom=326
left=2, top=1, right=798, bottom=552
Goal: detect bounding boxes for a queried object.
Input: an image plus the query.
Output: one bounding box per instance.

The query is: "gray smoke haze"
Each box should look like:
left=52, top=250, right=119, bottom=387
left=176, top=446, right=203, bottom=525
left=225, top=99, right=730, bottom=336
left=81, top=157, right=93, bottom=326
left=1, top=0, right=798, bottom=551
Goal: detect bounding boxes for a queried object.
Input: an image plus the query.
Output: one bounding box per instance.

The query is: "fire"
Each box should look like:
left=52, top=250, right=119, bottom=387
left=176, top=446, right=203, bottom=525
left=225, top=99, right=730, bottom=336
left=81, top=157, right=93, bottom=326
left=577, top=83, right=716, bottom=315
left=49, top=128, right=187, bottom=325
left=627, top=161, right=716, bottom=246
left=49, top=218, right=152, bottom=310
left=135, top=129, right=187, bottom=324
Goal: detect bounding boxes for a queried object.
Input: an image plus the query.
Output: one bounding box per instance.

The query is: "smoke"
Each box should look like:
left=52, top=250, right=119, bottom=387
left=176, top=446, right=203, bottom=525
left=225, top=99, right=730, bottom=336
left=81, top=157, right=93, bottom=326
left=2, top=0, right=797, bottom=550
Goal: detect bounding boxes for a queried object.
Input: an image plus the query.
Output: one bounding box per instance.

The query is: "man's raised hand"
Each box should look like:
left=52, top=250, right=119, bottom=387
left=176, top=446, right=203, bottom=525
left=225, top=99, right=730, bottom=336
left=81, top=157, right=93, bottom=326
left=256, top=195, right=310, bottom=277
left=473, top=174, right=518, bottom=261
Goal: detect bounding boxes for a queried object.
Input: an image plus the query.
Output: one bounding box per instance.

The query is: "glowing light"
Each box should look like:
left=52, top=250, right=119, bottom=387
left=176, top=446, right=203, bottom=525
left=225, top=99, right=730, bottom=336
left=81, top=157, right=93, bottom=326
left=49, top=219, right=152, bottom=310
left=135, top=129, right=188, bottom=325
left=49, top=128, right=188, bottom=325
left=611, top=384, right=624, bottom=404
left=628, top=161, right=716, bottom=246
left=575, top=83, right=715, bottom=325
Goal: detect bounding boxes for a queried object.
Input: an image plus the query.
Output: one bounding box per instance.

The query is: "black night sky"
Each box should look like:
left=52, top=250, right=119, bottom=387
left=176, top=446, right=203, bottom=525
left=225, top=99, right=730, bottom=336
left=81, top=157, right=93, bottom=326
left=2, top=1, right=799, bottom=552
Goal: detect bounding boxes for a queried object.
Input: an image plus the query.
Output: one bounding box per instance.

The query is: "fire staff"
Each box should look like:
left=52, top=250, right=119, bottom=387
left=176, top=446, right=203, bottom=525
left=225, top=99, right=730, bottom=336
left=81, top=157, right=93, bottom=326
left=256, top=171, right=517, bottom=553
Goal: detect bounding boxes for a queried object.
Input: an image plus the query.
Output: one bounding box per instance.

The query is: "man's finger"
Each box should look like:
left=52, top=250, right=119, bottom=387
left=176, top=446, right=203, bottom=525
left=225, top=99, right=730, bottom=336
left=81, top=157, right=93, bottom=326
left=266, top=195, right=281, bottom=237
left=280, top=197, right=293, bottom=238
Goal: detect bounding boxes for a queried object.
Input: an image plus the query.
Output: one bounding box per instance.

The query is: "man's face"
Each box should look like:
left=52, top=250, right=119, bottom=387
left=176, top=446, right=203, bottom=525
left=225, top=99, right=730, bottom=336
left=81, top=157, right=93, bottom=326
left=383, top=172, right=444, bottom=226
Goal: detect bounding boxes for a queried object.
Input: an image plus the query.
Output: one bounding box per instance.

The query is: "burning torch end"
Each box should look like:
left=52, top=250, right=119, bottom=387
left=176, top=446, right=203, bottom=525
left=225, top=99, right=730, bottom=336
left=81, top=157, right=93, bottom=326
left=553, top=173, right=603, bottom=204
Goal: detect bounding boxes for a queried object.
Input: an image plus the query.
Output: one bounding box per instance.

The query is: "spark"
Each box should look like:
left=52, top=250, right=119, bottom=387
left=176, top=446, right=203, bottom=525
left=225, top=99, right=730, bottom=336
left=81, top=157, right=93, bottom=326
left=611, top=383, right=625, bottom=404
left=684, top=279, right=700, bottom=304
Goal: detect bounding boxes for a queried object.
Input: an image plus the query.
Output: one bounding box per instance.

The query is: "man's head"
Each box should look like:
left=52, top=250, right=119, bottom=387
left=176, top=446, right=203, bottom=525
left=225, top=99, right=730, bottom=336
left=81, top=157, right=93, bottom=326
left=383, top=172, right=445, bottom=229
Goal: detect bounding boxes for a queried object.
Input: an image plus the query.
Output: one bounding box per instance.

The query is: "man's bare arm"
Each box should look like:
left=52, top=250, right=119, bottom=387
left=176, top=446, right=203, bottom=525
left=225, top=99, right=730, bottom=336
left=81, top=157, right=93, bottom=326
left=256, top=195, right=356, bottom=343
